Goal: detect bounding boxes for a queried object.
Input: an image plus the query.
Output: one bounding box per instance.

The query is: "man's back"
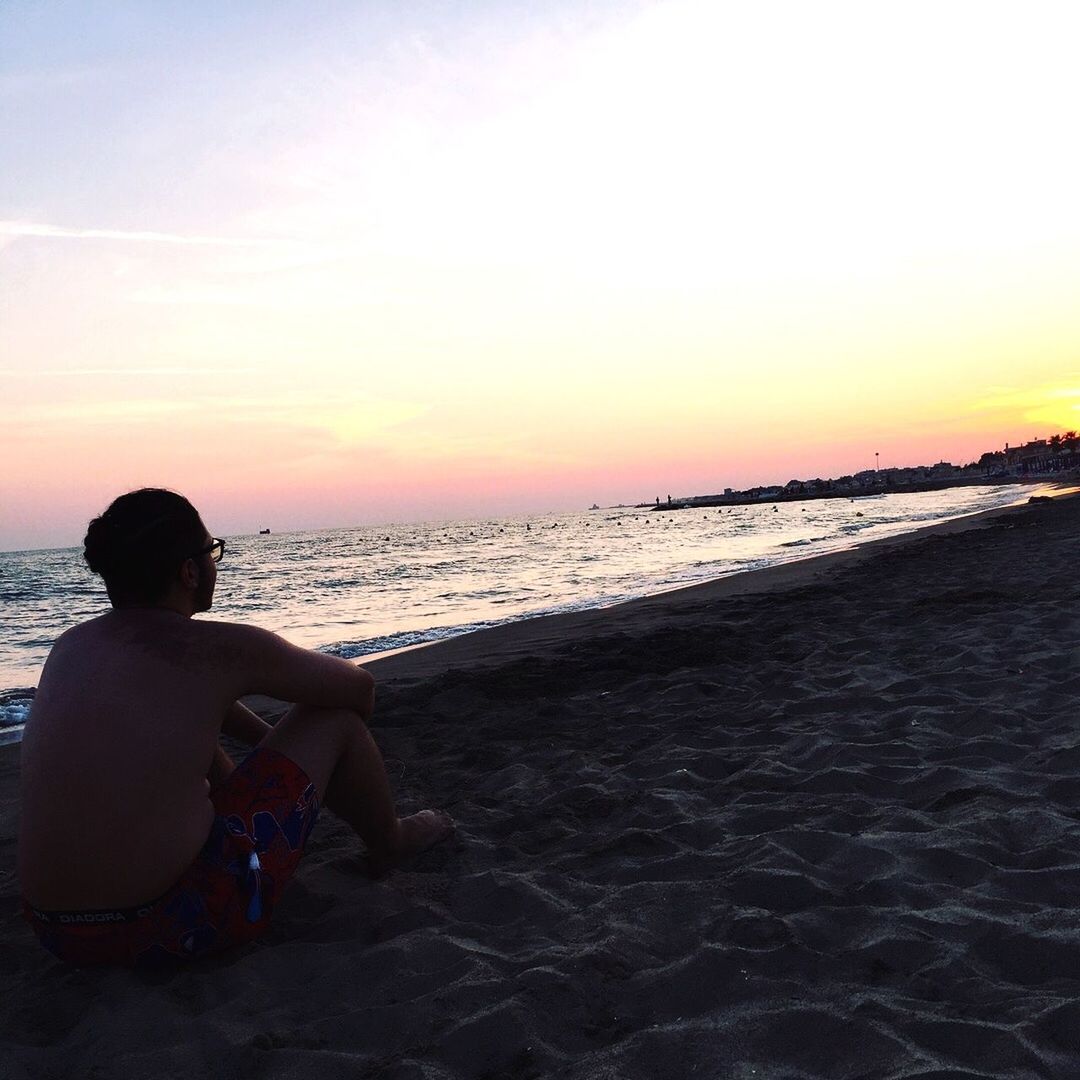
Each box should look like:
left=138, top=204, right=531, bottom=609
left=19, top=609, right=238, bottom=910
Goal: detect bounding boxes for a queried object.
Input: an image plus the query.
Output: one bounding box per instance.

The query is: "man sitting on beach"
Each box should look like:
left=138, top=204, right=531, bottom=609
left=18, top=488, right=454, bottom=967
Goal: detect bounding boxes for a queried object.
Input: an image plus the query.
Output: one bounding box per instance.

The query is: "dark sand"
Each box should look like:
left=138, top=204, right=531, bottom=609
left=3, top=492, right=1080, bottom=1078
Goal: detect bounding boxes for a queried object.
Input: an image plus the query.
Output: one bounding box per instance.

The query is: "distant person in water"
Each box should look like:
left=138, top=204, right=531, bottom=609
left=18, top=488, right=453, bottom=967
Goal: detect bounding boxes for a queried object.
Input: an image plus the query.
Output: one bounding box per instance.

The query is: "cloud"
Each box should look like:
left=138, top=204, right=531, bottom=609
left=8, top=391, right=433, bottom=442
left=968, top=380, right=1080, bottom=434
left=125, top=278, right=398, bottom=308
left=0, top=366, right=259, bottom=377
left=125, top=286, right=273, bottom=307
left=0, top=220, right=264, bottom=248
left=970, top=382, right=1080, bottom=412
left=12, top=399, right=201, bottom=425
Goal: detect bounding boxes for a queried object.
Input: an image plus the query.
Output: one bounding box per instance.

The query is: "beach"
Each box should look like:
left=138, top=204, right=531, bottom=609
left=3, top=490, right=1080, bottom=1078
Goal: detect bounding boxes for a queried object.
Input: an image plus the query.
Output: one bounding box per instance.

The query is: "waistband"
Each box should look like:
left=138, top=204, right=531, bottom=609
left=24, top=893, right=167, bottom=925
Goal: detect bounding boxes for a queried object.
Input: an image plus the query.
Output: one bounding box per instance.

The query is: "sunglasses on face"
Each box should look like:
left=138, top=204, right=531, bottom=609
left=192, top=538, right=226, bottom=562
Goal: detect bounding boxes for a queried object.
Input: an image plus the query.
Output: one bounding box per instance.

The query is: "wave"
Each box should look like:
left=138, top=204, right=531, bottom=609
left=0, top=688, right=34, bottom=744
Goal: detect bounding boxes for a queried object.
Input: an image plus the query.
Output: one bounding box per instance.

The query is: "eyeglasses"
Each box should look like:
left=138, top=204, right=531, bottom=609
left=192, top=538, right=226, bottom=562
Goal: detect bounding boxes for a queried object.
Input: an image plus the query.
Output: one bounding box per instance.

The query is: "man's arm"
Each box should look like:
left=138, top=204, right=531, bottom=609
left=222, top=700, right=274, bottom=745
left=220, top=623, right=376, bottom=717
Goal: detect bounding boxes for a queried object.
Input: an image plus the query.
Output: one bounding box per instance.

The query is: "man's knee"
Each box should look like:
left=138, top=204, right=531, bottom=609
left=260, top=705, right=367, bottom=797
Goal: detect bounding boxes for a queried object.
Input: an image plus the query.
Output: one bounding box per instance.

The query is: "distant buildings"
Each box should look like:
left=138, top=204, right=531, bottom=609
left=652, top=431, right=1080, bottom=512
left=979, top=435, right=1079, bottom=476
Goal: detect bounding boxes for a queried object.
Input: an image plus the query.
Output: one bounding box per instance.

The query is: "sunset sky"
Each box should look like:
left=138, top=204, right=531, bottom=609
left=3, top=1, right=1079, bottom=550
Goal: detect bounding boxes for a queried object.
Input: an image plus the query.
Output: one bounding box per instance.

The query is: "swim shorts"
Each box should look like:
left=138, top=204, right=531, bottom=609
left=23, top=747, right=320, bottom=968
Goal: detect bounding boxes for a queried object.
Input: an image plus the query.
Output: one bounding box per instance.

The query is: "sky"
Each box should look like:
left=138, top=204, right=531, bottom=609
left=3, top=0, right=1079, bottom=550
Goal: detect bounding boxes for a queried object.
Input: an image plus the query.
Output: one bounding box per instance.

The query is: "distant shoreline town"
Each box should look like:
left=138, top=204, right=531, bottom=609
left=636, top=432, right=1080, bottom=511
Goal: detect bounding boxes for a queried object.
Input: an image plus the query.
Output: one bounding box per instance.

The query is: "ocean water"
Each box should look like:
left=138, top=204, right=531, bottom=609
left=0, top=483, right=1045, bottom=742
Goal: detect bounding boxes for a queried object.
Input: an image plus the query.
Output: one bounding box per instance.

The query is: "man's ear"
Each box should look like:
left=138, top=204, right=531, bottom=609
left=178, top=557, right=200, bottom=590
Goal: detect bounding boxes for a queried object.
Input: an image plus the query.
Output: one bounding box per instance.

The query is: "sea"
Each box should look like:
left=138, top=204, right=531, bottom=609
left=0, top=483, right=1048, bottom=744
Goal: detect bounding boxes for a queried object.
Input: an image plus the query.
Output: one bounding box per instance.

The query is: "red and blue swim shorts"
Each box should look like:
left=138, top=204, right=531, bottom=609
left=23, top=748, right=320, bottom=967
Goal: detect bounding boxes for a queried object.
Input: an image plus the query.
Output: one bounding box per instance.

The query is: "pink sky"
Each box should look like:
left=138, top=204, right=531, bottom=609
left=3, top=2, right=1079, bottom=549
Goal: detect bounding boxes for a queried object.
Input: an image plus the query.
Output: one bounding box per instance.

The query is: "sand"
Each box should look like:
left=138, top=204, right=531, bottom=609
left=3, top=492, right=1080, bottom=1078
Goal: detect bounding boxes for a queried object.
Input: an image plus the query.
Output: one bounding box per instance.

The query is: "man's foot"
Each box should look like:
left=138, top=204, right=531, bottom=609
left=368, top=809, right=455, bottom=878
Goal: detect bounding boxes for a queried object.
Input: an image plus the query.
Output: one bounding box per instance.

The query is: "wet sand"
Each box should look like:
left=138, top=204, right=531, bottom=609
left=3, top=491, right=1080, bottom=1078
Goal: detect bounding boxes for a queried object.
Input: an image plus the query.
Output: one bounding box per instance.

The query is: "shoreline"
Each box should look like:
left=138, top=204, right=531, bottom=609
left=647, top=469, right=1059, bottom=512
left=0, top=484, right=1064, bottom=738
left=338, top=484, right=1071, bottom=688
left=4, top=486, right=1080, bottom=1076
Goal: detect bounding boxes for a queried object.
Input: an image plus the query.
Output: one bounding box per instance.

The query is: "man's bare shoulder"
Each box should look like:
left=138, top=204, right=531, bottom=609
left=52, top=612, right=112, bottom=645
left=41, top=614, right=120, bottom=669
left=145, top=616, right=286, bottom=667
left=186, top=618, right=286, bottom=651
left=180, top=617, right=266, bottom=640
left=175, top=618, right=283, bottom=665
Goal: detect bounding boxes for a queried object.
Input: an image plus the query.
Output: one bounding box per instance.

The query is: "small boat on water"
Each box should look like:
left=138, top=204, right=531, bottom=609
left=259, top=528, right=271, bottom=534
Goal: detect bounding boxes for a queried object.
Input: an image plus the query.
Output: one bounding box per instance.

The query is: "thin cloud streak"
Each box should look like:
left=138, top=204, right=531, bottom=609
left=8, top=391, right=432, bottom=439
left=0, top=367, right=259, bottom=377
left=0, top=221, right=266, bottom=248
left=969, top=381, right=1080, bottom=412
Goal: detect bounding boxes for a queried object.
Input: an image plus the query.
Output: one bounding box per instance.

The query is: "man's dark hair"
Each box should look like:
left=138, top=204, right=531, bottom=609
left=84, top=488, right=207, bottom=606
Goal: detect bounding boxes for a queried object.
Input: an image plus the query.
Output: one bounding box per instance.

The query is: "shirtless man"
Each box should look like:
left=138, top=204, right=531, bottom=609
left=18, top=488, right=453, bottom=967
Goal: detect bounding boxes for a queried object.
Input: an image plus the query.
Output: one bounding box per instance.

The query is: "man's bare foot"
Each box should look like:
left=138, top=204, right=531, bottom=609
left=368, top=809, right=455, bottom=878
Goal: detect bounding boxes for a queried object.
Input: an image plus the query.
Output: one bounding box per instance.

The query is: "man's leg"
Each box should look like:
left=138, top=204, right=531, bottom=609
left=258, top=704, right=453, bottom=873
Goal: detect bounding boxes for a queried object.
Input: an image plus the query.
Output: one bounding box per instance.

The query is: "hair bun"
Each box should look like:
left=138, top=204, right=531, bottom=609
left=83, top=515, right=122, bottom=575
